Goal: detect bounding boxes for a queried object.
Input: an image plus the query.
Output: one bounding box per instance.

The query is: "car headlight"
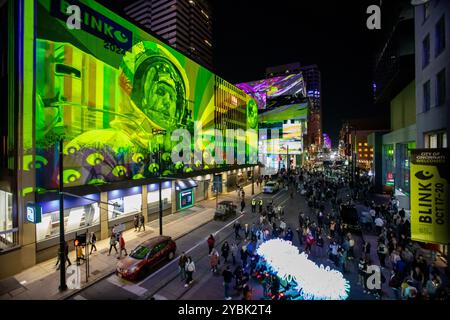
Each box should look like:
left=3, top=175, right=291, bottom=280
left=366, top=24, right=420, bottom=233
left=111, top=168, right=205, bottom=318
left=129, top=266, right=138, bottom=273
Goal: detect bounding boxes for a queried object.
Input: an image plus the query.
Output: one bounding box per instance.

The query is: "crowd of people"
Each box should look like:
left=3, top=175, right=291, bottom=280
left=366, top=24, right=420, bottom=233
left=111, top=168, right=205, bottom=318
left=178, top=166, right=449, bottom=301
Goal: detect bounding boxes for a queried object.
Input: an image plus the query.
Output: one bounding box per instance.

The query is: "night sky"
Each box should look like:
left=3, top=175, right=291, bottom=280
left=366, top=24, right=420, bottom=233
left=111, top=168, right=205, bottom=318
left=212, top=0, right=393, bottom=146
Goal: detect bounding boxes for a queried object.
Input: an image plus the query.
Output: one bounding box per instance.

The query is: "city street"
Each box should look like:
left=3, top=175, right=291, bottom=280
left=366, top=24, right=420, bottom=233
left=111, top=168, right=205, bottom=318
left=68, top=183, right=390, bottom=301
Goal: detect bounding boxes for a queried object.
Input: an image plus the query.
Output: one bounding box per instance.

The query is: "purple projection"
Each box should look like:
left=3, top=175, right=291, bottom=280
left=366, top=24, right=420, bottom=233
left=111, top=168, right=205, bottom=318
left=323, top=133, right=332, bottom=149
left=236, top=73, right=306, bottom=109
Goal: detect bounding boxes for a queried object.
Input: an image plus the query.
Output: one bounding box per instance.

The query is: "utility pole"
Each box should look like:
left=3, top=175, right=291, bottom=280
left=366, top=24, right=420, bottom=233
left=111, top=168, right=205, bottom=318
left=158, top=143, right=163, bottom=236
left=58, top=138, right=67, bottom=291
left=152, top=129, right=166, bottom=236
left=251, top=166, right=255, bottom=195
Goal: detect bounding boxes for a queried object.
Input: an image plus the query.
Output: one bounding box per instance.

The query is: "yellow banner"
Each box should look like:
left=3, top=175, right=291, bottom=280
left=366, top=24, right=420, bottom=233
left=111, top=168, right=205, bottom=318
left=410, top=149, right=449, bottom=244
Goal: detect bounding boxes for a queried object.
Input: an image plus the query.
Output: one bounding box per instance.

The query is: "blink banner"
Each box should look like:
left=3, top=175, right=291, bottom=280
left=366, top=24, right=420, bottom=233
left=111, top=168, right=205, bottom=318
left=410, top=149, right=449, bottom=244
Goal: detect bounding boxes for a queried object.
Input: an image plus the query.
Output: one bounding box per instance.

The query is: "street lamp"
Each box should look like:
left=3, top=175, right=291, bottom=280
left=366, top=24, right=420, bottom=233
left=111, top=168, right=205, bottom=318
left=152, top=129, right=166, bottom=236
left=58, top=138, right=67, bottom=291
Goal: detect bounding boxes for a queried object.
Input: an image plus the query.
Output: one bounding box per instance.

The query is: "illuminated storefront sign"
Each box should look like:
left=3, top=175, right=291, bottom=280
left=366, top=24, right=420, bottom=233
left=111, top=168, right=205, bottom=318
left=410, top=149, right=449, bottom=244
left=26, top=203, right=42, bottom=224
left=179, top=189, right=194, bottom=210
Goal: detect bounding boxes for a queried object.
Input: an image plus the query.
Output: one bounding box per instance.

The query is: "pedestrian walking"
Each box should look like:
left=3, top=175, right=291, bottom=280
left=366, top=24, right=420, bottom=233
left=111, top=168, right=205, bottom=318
left=234, top=221, right=241, bottom=240
left=222, top=265, right=233, bottom=300
left=178, top=252, right=188, bottom=281
left=133, top=214, right=139, bottom=231
left=244, top=223, right=250, bottom=240
left=207, top=234, right=215, bottom=255
left=108, top=231, right=118, bottom=255
left=210, top=248, right=220, bottom=273
left=184, top=257, right=195, bottom=287
left=251, top=198, right=256, bottom=213
left=138, top=213, right=146, bottom=231
left=241, top=245, right=248, bottom=268
left=240, top=199, right=246, bottom=213
left=258, top=199, right=263, bottom=214
left=377, top=240, right=388, bottom=268
left=55, top=241, right=71, bottom=270
left=231, top=243, right=238, bottom=265
left=118, top=233, right=128, bottom=259
left=89, top=232, right=97, bottom=254
left=221, top=241, right=230, bottom=263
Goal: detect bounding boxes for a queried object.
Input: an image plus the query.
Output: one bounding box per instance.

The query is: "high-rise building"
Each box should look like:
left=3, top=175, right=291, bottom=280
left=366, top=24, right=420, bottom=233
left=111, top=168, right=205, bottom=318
left=300, top=64, right=322, bottom=150
left=123, top=0, right=213, bottom=69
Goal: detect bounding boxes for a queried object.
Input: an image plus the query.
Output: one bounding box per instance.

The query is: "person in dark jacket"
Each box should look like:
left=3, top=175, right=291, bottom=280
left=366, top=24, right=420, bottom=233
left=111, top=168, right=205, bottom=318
left=221, top=241, right=230, bottom=263
left=207, top=234, right=215, bottom=255
left=222, top=266, right=233, bottom=300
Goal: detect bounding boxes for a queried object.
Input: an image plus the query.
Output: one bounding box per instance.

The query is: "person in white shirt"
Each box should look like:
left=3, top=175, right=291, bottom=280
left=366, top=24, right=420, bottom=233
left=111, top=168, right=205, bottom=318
left=375, top=216, right=384, bottom=235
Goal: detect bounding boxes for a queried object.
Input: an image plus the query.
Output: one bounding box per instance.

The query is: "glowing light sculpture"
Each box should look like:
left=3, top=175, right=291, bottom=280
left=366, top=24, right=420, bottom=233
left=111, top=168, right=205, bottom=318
left=256, top=239, right=350, bottom=300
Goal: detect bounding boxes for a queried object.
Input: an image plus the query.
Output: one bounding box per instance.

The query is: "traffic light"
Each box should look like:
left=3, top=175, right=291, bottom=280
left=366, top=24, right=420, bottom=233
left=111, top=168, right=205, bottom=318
left=74, top=233, right=86, bottom=247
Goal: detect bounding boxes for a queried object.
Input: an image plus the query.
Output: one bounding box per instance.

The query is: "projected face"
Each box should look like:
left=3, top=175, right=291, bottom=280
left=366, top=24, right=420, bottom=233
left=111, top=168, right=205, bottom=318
left=136, top=57, right=186, bottom=130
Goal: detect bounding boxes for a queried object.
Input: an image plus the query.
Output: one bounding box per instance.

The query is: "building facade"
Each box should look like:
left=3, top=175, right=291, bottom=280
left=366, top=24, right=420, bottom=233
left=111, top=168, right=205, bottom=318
left=123, top=0, right=213, bottom=70
left=0, top=0, right=256, bottom=279
left=414, top=0, right=449, bottom=260
left=415, top=0, right=449, bottom=149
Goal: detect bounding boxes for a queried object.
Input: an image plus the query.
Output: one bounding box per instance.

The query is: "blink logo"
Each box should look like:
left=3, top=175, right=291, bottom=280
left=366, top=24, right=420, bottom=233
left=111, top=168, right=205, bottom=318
left=51, top=0, right=133, bottom=50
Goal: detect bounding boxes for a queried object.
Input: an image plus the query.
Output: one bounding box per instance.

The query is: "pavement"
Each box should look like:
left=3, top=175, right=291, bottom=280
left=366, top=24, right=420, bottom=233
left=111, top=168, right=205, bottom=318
left=0, top=182, right=260, bottom=300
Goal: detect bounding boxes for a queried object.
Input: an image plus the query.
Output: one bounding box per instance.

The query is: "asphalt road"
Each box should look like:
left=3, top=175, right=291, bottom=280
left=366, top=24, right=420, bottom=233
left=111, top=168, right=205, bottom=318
left=70, top=185, right=391, bottom=300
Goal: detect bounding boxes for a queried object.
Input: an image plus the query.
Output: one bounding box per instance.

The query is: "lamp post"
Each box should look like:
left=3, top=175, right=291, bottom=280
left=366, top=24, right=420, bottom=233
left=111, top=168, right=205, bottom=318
left=58, top=138, right=67, bottom=291
left=152, top=129, right=166, bottom=236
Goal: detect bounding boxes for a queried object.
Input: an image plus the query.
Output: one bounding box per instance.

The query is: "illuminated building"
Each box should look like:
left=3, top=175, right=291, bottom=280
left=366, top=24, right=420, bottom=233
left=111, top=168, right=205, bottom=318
left=236, top=70, right=308, bottom=174
left=0, top=0, right=256, bottom=278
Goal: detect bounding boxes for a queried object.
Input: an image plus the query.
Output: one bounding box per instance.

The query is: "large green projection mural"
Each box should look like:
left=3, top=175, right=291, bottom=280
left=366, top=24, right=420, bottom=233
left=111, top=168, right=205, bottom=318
left=35, top=0, right=255, bottom=190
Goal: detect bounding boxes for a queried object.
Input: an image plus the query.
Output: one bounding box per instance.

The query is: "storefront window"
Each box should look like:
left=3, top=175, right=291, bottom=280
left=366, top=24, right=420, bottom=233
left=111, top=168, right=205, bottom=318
left=0, top=190, right=14, bottom=232
left=147, top=183, right=172, bottom=213
left=108, top=194, right=142, bottom=221
left=36, top=203, right=100, bottom=242
left=383, top=144, right=395, bottom=186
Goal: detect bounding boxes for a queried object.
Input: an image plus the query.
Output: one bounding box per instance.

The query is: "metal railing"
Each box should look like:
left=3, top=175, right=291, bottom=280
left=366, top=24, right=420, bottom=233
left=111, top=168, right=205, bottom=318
left=0, top=228, right=19, bottom=252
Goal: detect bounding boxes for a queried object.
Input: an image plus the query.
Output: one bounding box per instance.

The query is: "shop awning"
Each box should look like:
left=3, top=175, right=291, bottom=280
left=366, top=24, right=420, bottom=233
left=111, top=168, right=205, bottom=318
left=175, top=178, right=198, bottom=191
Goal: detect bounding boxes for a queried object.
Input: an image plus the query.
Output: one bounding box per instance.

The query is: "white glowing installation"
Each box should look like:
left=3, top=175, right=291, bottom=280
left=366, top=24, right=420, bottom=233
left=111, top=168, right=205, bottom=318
left=256, top=238, right=350, bottom=300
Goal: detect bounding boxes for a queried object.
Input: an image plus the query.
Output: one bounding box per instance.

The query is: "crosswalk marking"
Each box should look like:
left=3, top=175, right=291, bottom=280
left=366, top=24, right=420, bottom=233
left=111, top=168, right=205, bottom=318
left=73, top=295, right=87, bottom=300
left=107, top=275, right=148, bottom=296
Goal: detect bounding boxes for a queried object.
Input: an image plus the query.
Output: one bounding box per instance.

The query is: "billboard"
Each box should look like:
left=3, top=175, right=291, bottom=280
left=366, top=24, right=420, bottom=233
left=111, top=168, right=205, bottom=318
left=236, top=73, right=306, bottom=109
left=410, top=149, right=449, bottom=244
left=282, top=123, right=302, bottom=140
left=33, top=0, right=257, bottom=190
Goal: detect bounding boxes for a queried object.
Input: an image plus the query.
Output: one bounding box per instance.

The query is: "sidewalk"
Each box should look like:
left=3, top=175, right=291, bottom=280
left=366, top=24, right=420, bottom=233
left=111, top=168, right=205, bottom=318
left=0, top=182, right=260, bottom=300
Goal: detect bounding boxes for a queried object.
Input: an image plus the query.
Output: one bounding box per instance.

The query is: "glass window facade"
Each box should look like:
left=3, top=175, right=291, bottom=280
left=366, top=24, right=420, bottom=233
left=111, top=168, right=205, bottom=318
left=395, top=142, right=415, bottom=196
left=147, top=183, right=172, bottom=214
left=423, top=80, right=431, bottom=111
left=422, top=35, right=430, bottom=68
left=108, top=194, right=142, bottom=221
left=36, top=202, right=100, bottom=242
left=435, top=15, right=445, bottom=57
left=383, top=144, right=395, bottom=186
left=436, top=68, right=446, bottom=106
left=0, top=190, right=14, bottom=233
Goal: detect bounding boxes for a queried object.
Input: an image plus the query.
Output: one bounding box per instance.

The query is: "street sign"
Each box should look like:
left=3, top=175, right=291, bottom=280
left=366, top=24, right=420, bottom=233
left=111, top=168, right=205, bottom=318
left=25, top=203, right=42, bottom=224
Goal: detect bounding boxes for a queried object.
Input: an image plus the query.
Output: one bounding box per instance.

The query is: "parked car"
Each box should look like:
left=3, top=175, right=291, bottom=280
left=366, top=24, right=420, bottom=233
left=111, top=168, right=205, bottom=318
left=263, top=181, right=280, bottom=194
left=116, top=235, right=176, bottom=281
left=214, top=201, right=237, bottom=221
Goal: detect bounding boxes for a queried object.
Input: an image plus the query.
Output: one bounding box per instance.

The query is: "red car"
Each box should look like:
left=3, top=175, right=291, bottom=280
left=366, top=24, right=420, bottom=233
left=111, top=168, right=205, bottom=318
left=116, top=235, right=176, bottom=281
